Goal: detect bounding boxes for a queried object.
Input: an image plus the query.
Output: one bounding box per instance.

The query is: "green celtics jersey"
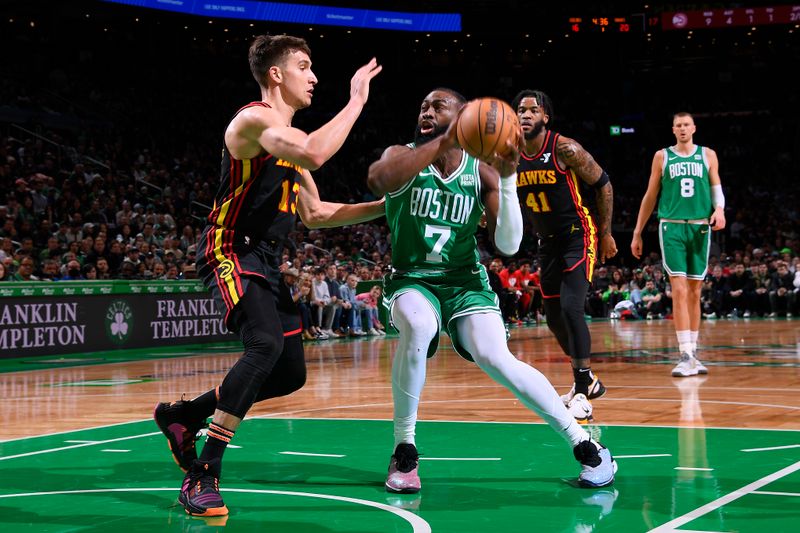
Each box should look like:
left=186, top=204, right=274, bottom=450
left=385, top=147, right=484, bottom=272
left=658, top=145, right=713, bottom=220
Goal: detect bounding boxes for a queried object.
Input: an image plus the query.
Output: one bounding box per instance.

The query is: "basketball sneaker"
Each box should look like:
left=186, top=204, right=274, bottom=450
left=385, top=443, right=421, bottom=494
left=154, top=400, right=207, bottom=472
left=573, top=439, right=617, bottom=488
left=560, top=375, right=606, bottom=405
left=178, top=458, right=228, bottom=517
left=693, top=354, right=708, bottom=375
left=671, top=353, right=699, bottom=377
left=567, top=393, right=594, bottom=424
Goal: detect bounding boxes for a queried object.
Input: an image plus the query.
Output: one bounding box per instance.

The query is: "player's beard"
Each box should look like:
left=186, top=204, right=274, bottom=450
left=524, top=119, right=546, bottom=140
left=414, top=123, right=448, bottom=146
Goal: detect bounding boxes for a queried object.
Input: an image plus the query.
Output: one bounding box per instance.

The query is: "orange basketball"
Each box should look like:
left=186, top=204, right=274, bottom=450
left=456, top=97, right=519, bottom=162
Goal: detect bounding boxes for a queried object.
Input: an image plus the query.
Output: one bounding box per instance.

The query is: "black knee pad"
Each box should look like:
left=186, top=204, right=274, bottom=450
left=217, top=282, right=286, bottom=418
left=254, top=334, right=307, bottom=402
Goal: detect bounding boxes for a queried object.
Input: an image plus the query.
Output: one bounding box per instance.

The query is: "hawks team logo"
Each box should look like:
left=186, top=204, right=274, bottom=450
left=217, top=259, right=235, bottom=279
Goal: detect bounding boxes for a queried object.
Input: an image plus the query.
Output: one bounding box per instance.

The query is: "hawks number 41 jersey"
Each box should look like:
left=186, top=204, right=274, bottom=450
left=385, top=147, right=484, bottom=272
left=658, top=145, right=712, bottom=220
left=516, top=130, right=595, bottom=237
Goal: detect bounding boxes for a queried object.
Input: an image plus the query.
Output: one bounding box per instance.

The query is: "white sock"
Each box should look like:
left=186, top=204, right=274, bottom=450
left=690, top=330, right=699, bottom=356
left=456, top=313, right=589, bottom=448
left=390, top=292, right=439, bottom=449
left=676, top=330, right=692, bottom=356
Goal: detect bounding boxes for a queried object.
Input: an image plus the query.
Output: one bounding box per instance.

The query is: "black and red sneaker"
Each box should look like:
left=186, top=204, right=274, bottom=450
left=153, top=400, right=207, bottom=472
left=178, top=458, right=228, bottom=517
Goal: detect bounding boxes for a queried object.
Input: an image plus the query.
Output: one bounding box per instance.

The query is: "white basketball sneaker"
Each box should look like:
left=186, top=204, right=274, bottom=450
left=693, top=352, right=709, bottom=374
left=567, top=393, right=594, bottom=424
left=671, top=353, right=699, bottom=377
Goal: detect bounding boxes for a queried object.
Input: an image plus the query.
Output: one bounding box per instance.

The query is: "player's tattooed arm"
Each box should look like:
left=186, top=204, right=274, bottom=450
left=556, top=136, right=600, bottom=185
left=593, top=180, right=614, bottom=236
left=558, top=136, right=617, bottom=261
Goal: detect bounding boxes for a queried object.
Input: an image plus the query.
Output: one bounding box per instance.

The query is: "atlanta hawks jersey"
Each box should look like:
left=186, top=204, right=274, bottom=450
left=207, top=101, right=302, bottom=245
left=516, top=130, right=595, bottom=237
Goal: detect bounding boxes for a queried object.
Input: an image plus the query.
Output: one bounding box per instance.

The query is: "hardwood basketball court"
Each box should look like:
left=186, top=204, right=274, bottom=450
left=1, top=318, right=798, bottom=532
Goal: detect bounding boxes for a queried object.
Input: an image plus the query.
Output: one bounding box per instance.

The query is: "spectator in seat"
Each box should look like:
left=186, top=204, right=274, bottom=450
left=12, top=256, right=39, bottom=281
left=724, top=262, right=754, bottom=317
left=339, top=273, right=366, bottom=336
left=638, top=278, right=664, bottom=318
left=702, top=265, right=726, bottom=318
left=357, top=284, right=386, bottom=335
left=769, top=262, right=795, bottom=317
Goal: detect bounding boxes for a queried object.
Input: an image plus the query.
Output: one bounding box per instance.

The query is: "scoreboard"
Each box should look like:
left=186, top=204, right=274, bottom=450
left=570, top=15, right=635, bottom=33
left=662, top=5, right=800, bottom=30
left=568, top=13, right=658, bottom=33
left=568, top=6, right=800, bottom=34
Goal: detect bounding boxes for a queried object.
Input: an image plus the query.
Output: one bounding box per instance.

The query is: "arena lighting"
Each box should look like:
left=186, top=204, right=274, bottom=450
left=100, top=0, right=461, bottom=31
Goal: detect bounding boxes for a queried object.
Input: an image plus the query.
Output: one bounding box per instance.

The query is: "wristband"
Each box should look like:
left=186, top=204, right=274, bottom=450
left=592, top=171, right=610, bottom=189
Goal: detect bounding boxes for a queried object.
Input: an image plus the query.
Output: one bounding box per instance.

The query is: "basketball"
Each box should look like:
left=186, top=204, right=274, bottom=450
left=456, top=97, right=520, bottom=161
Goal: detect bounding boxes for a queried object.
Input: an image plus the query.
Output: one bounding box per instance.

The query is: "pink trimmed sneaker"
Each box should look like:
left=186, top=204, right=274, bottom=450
left=385, top=443, right=421, bottom=494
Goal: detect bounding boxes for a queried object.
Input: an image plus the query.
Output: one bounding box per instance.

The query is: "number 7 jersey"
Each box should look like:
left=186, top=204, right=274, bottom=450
left=384, top=147, right=484, bottom=272
left=516, top=130, right=595, bottom=237
left=658, top=145, right=712, bottom=220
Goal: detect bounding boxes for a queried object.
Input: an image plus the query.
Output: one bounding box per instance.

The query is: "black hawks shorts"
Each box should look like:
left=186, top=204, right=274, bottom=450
left=195, top=225, right=301, bottom=336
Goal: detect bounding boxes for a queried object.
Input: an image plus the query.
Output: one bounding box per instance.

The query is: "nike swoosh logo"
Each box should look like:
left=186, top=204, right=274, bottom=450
left=471, top=269, right=481, bottom=274
left=700, top=230, right=709, bottom=234
left=668, top=156, right=678, bottom=161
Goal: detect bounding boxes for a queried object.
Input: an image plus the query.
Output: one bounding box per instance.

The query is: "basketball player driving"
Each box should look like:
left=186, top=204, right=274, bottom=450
left=367, top=88, right=617, bottom=494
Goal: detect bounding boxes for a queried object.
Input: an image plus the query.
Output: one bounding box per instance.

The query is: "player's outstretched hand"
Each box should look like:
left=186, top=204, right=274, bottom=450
left=349, top=58, right=383, bottom=107
left=487, top=127, right=523, bottom=178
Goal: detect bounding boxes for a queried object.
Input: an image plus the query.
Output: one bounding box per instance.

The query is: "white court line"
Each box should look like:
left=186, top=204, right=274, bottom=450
left=0, top=432, right=159, bottom=461
left=599, top=397, right=800, bottom=411
left=252, top=397, right=800, bottom=422
left=648, top=460, right=800, bottom=532
left=615, top=454, right=672, bottom=459
left=420, top=457, right=501, bottom=461
left=272, top=416, right=800, bottom=434
left=100, top=449, right=130, bottom=453
left=64, top=440, right=100, bottom=444
left=1, top=417, right=151, bottom=442
left=5, top=384, right=798, bottom=402
left=742, top=444, right=800, bottom=452
left=675, top=467, right=714, bottom=472
left=751, top=490, right=800, bottom=497
left=280, top=451, right=345, bottom=458
left=666, top=530, right=728, bottom=533
left=0, top=487, right=431, bottom=533
left=2, top=411, right=799, bottom=448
